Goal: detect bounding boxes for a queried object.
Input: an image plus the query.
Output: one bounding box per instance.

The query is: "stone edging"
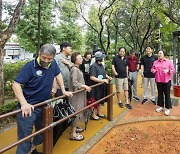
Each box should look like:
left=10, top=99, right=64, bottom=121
left=115, top=115, right=180, bottom=127
left=73, top=107, right=130, bottom=154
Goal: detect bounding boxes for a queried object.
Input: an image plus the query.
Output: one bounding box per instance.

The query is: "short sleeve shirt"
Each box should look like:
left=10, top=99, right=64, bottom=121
left=127, top=56, right=139, bottom=72
left=90, top=62, right=106, bottom=84
left=80, top=59, right=91, bottom=85
left=80, top=59, right=91, bottom=75
left=55, top=53, right=72, bottom=88
left=112, top=55, right=128, bottom=78
left=89, top=62, right=107, bottom=101
left=141, top=54, right=158, bottom=78
left=14, top=59, right=60, bottom=105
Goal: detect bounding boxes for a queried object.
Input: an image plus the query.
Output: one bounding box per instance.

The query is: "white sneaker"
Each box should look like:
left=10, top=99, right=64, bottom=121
left=164, top=109, right=170, bottom=116
left=156, top=107, right=163, bottom=112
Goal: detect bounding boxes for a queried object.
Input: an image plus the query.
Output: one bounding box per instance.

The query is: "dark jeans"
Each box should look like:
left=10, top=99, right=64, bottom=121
left=157, top=81, right=172, bottom=109
left=16, top=107, right=43, bottom=154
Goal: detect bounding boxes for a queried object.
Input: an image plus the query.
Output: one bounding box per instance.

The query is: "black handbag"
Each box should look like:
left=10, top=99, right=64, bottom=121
left=53, top=99, right=76, bottom=145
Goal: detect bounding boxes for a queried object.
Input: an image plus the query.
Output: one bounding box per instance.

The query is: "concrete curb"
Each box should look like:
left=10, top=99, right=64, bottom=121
left=115, top=115, right=180, bottom=127
left=73, top=105, right=134, bottom=154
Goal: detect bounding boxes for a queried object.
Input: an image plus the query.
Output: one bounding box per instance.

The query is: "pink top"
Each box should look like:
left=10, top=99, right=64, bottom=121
left=151, top=58, right=175, bottom=83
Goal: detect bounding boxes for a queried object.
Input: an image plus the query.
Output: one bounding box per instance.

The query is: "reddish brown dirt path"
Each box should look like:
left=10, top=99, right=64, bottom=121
left=86, top=121, right=180, bottom=154
left=122, top=100, right=180, bottom=119
left=86, top=100, right=180, bottom=154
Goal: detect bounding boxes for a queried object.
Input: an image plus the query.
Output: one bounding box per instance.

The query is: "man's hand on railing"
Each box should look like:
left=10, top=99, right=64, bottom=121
left=63, top=91, right=73, bottom=97
left=106, top=74, right=112, bottom=81
left=21, top=103, right=34, bottom=117
left=81, top=85, right=92, bottom=92
left=101, top=79, right=109, bottom=84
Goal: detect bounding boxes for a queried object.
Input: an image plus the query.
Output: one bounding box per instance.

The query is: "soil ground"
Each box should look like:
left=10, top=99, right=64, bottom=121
left=86, top=98, right=180, bottom=154
left=86, top=121, right=180, bottom=154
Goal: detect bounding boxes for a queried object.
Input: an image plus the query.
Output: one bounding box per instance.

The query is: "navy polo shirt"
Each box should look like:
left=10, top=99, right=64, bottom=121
left=112, top=55, right=128, bottom=78
left=141, top=54, right=158, bottom=78
left=14, top=59, right=60, bottom=105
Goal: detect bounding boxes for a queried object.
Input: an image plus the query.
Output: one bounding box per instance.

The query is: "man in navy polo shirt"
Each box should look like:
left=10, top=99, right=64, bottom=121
left=12, top=44, right=72, bottom=154
left=141, top=46, right=158, bottom=105
left=112, top=47, right=132, bottom=109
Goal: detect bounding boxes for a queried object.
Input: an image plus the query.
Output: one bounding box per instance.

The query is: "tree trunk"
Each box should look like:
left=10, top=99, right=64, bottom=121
left=0, top=0, right=2, bottom=22
left=0, top=0, right=25, bottom=105
left=0, top=0, right=2, bottom=33
left=0, top=47, right=4, bottom=105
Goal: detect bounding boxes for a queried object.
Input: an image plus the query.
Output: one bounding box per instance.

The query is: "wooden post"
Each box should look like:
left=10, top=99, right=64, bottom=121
left=43, top=106, right=53, bottom=154
left=107, top=83, right=113, bottom=121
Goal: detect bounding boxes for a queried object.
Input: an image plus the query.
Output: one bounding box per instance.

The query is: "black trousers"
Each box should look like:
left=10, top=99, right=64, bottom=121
left=157, top=81, right=172, bottom=109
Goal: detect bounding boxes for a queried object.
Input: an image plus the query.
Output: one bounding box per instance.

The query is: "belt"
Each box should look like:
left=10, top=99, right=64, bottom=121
left=129, top=71, right=137, bottom=72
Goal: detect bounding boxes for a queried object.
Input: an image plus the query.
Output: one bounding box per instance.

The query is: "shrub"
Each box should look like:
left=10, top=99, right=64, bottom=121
left=4, top=61, right=28, bottom=99
left=0, top=100, right=18, bottom=114
left=104, top=50, right=114, bottom=76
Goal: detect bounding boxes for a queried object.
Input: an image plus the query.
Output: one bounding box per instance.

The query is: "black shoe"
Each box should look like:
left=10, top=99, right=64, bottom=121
left=142, top=99, right=148, bottom=104
left=133, top=96, right=140, bottom=102
left=126, top=104, right=132, bottom=109
left=31, top=149, right=42, bottom=154
left=151, top=100, right=156, bottom=105
left=118, top=103, right=124, bottom=108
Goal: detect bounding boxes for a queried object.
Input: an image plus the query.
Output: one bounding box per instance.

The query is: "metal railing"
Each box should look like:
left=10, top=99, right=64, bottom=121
left=0, top=83, right=115, bottom=154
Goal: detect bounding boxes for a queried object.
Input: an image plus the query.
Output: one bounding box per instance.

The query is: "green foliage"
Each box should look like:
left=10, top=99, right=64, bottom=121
left=16, top=0, right=55, bottom=53
left=4, top=61, right=28, bottom=99
left=54, top=22, right=82, bottom=51
left=54, top=0, right=82, bottom=51
left=84, top=5, right=108, bottom=51
left=0, top=100, right=18, bottom=114
left=58, top=0, right=79, bottom=22
left=85, top=28, right=99, bottom=51
left=104, top=49, right=115, bottom=76
left=83, top=0, right=179, bottom=55
left=157, top=14, right=179, bottom=53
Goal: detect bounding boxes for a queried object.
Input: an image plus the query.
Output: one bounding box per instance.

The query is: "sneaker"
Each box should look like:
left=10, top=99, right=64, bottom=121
left=118, top=103, right=124, bottom=108
left=151, top=100, right=156, bottom=105
left=126, top=104, right=132, bottom=109
left=142, top=99, right=148, bottom=104
left=133, top=96, right=140, bottom=102
left=164, top=109, right=170, bottom=116
left=156, top=107, right=163, bottom=112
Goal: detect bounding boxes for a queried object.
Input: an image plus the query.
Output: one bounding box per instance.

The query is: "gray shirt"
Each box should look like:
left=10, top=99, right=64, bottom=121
left=55, top=53, right=72, bottom=88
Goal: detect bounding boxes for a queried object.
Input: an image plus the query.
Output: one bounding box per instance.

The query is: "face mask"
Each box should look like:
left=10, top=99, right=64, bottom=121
left=40, top=60, right=51, bottom=68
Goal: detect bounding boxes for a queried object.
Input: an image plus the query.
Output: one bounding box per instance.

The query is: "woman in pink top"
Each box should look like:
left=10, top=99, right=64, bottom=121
left=151, top=49, right=175, bottom=116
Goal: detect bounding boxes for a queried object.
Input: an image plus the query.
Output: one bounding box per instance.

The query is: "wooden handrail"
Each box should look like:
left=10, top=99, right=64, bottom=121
left=0, top=82, right=104, bottom=119
left=0, top=91, right=115, bottom=153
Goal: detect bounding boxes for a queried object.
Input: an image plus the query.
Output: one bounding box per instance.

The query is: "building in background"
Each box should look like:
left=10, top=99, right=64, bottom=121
left=4, top=42, right=34, bottom=62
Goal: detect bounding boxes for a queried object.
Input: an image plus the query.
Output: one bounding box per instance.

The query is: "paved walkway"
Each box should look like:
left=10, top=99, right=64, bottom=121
left=116, top=99, right=180, bottom=126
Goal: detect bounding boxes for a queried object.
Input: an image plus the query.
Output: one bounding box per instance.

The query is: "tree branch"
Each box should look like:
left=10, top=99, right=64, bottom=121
left=162, top=10, right=180, bottom=25
left=0, top=0, right=26, bottom=47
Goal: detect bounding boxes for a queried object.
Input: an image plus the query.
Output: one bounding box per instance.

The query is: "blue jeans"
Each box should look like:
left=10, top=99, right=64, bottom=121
left=16, top=107, right=43, bottom=154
